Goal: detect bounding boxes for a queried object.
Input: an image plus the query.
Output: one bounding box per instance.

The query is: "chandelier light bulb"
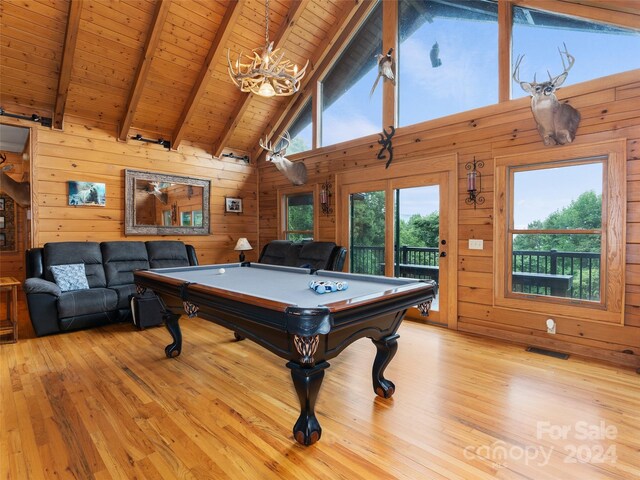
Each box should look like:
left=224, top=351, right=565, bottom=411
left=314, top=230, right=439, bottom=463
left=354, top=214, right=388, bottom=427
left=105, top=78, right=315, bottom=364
left=258, top=82, right=276, bottom=97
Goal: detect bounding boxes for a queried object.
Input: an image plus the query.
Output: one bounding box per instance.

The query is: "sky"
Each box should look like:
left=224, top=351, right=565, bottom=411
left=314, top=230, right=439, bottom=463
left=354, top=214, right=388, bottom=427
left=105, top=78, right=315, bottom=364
left=289, top=2, right=638, bottom=225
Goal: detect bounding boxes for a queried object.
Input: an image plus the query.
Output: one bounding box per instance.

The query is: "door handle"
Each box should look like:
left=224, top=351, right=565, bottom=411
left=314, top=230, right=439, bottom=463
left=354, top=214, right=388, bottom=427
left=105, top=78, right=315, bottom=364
left=440, top=251, right=447, bottom=257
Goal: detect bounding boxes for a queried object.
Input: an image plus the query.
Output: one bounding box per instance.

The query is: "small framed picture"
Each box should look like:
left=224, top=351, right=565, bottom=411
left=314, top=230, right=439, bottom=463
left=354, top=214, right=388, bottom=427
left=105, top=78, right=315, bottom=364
left=225, top=197, right=243, bottom=213
left=0, top=216, right=4, bottom=229
left=0, top=198, right=4, bottom=210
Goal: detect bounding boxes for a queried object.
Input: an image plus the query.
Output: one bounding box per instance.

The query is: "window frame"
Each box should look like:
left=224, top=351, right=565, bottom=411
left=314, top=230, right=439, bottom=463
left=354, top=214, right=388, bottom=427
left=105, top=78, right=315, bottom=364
left=494, top=139, right=626, bottom=324
left=318, top=1, right=383, bottom=147
left=278, top=185, right=319, bottom=241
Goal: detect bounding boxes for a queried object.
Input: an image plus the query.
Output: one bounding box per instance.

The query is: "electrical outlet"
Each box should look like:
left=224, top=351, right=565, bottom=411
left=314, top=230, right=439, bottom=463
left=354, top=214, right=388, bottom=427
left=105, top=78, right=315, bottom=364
left=546, top=319, right=556, bottom=334
left=468, top=239, right=483, bottom=250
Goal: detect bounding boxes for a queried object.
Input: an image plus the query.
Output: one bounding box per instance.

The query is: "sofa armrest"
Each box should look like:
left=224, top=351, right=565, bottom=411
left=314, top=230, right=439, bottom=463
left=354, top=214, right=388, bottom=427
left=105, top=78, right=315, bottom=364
left=24, top=279, right=62, bottom=336
left=24, top=278, right=61, bottom=296
left=330, top=246, right=347, bottom=272
left=186, top=244, right=199, bottom=266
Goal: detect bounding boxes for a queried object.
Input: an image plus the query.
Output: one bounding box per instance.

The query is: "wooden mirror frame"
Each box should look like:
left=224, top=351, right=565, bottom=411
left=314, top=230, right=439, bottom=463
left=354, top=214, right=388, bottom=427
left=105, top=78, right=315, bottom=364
left=124, top=169, right=211, bottom=236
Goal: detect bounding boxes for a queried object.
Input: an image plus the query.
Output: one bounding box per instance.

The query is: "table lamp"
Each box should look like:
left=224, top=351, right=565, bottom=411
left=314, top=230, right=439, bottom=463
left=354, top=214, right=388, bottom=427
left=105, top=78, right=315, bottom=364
left=234, top=237, right=253, bottom=262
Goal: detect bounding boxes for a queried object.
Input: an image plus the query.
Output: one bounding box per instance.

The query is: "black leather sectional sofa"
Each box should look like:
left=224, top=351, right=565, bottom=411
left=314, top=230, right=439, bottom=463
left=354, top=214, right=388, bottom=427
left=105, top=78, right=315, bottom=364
left=24, top=240, right=197, bottom=336
left=258, top=240, right=347, bottom=271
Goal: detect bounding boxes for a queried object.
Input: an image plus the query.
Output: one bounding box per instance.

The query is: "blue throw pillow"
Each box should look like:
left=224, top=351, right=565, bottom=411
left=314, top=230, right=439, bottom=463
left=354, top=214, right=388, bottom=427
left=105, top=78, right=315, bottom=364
left=50, top=264, right=90, bottom=292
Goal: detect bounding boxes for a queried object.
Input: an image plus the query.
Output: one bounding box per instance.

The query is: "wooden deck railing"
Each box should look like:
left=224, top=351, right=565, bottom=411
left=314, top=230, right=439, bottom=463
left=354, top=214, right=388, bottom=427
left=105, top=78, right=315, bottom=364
left=351, top=246, right=600, bottom=300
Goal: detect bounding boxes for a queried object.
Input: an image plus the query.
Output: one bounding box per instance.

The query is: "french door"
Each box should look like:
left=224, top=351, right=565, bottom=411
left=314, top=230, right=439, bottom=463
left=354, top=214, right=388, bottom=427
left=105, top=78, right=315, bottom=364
left=338, top=156, right=457, bottom=327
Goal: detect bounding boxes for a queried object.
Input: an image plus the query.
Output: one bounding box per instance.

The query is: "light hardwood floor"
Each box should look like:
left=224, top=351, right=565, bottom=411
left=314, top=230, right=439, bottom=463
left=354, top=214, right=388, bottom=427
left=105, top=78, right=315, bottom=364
left=1, top=318, right=638, bottom=479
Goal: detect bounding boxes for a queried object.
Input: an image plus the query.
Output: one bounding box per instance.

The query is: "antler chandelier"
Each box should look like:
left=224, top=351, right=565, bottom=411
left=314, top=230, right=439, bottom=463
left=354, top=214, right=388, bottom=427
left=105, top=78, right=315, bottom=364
left=227, top=0, right=308, bottom=98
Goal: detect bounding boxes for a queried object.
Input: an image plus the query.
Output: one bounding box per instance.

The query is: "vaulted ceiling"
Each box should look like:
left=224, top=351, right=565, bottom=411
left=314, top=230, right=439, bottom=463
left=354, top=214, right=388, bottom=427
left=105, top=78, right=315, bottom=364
left=0, top=0, right=369, bottom=158
left=2, top=0, right=637, bottom=161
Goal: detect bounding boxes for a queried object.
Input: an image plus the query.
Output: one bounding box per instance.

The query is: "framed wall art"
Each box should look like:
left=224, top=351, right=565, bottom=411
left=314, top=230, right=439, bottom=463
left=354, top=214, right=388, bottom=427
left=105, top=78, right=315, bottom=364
left=68, top=181, right=106, bottom=206
left=225, top=197, right=243, bottom=213
left=0, top=195, right=16, bottom=252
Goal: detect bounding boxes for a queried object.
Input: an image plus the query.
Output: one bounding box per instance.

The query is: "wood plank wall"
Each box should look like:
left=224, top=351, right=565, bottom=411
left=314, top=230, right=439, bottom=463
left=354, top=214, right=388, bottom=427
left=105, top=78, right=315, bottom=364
left=1, top=116, right=258, bottom=339
left=258, top=69, right=640, bottom=368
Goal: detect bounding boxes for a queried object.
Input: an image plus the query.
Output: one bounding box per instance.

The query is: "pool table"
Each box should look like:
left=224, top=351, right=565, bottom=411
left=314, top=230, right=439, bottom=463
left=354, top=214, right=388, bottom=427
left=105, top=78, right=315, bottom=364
left=134, top=262, right=436, bottom=445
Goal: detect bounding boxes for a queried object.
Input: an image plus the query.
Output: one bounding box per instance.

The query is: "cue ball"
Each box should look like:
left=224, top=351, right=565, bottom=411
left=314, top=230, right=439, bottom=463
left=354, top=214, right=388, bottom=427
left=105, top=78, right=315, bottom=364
left=219, top=268, right=225, bottom=274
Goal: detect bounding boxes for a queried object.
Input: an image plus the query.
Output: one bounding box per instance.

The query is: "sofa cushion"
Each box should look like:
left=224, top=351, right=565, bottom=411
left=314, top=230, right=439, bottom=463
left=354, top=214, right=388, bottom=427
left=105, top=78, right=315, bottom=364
left=283, top=243, right=304, bottom=267
left=50, top=264, right=90, bottom=292
left=109, top=284, right=139, bottom=310
left=259, top=240, right=293, bottom=265
left=101, top=241, right=150, bottom=287
left=57, top=288, right=118, bottom=318
left=297, top=242, right=338, bottom=269
left=44, top=242, right=106, bottom=288
left=146, top=241, right=190, bottom=268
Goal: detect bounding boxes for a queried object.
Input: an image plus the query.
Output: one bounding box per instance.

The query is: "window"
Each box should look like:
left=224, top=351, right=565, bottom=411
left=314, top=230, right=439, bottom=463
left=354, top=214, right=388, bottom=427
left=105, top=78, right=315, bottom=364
left=511, top=162, right=603, bottom=301
left=398, top=0, right=498, bottom=127
left=180, top=212, right=191, bottom=226
left=321, top=2, right=382, bottom=146
left=285, top=99, right=313, bottom=154
left=494, top=140, right=626, bottom=324
left=349, top=189, right=386, bottom=275
left=192, top=210, right=203, bottom=227
left=283, top=192, right=314, bottom=241
left=511, top=6, right=640, bottom=99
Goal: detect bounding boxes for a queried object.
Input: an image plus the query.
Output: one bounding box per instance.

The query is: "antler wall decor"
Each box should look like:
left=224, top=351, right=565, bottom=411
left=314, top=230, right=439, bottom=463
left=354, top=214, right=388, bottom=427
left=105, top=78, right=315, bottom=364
left=377, top=126, right=395, bottom=169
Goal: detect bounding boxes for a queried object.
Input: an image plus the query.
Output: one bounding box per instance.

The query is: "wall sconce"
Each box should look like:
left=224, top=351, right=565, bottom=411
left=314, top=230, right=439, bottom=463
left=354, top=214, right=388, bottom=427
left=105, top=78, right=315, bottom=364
left=320, top=180, right=332, bottom=215
left=171, top=202, right=178, bottom=224
left=465, top=157, right=485, bottom=209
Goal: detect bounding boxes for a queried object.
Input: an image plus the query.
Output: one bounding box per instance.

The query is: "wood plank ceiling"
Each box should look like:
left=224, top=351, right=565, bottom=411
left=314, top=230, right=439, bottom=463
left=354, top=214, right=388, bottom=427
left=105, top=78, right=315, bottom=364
left=0, top=0, right=356, bottom=156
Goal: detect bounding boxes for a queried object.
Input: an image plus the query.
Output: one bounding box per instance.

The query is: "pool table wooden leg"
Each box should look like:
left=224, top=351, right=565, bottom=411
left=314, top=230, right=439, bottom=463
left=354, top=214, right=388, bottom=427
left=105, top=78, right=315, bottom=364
left=287, top=361, right=329, bottom=446
left=163, top=311, right=182, bottom=358
left=371, top=334, right=399, bottom=398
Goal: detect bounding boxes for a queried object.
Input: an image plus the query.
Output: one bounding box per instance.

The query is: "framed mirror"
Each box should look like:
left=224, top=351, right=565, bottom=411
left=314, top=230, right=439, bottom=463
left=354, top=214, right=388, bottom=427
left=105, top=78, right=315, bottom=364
left=125, top=169, right=210, bottom=235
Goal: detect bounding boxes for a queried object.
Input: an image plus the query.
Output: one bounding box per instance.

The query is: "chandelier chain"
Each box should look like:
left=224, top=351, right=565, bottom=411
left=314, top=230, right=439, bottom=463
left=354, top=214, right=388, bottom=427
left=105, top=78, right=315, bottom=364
left=265, top=0, right=270, bottom=45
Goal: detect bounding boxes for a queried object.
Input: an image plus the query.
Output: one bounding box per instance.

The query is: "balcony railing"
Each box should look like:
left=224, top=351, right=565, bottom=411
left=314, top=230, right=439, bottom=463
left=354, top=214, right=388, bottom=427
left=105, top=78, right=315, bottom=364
left=512, top=249, right=600, bottom=301
left=351, top=245, right=600, bottom=301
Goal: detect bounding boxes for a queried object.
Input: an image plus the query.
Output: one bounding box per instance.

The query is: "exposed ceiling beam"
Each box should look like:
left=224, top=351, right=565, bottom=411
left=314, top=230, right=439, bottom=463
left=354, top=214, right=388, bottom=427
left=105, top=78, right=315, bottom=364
left=213, top=0, right=311, bottom=158
left=118, top=0, right=172, bottom=142
left=252, top=0, right=377, bottom=161
left=53, top=0, right=83, bottom=130
left=515, top=0, right=640, bottom=29
left=172, top=0, right=245, bottom=150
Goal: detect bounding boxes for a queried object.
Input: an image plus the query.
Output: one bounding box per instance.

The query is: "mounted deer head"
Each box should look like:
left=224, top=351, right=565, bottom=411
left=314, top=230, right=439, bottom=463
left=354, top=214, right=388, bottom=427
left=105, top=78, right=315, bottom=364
left=259, top=131, right=308, bottom=186
left=513, top=43, right=581, bottom=146
left=146, top=182, right=168, bottom=205
left=0, top=162, right=31, bottom=208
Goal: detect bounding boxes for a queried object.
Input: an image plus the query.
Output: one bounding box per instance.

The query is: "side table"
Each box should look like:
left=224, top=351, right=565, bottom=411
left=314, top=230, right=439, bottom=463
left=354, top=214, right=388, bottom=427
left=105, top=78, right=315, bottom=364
left=0, top=276, right=20, bottom=344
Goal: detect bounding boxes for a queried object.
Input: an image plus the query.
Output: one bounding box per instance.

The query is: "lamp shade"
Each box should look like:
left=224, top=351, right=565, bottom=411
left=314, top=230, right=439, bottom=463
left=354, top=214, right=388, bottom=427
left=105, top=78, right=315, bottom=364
left=234, top=238, right=253, bottom=251
left=257, top=82, right=276, bottom=98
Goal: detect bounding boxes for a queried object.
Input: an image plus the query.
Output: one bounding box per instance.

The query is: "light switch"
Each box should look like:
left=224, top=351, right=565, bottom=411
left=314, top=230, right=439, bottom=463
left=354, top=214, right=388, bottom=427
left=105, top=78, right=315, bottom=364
left=468, top=239, right=484, bottom=250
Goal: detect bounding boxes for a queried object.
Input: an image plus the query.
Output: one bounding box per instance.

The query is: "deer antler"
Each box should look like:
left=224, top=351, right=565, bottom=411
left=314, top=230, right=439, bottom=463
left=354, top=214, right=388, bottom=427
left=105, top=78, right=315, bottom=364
left=512, top=54, right=525, bottom=85
left=259, top=136, right=274, bottom=153
left=559, top=43, right=575, bottom=72
left=275, top=131, right=290, bottom=156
